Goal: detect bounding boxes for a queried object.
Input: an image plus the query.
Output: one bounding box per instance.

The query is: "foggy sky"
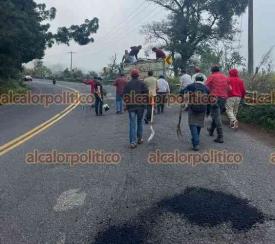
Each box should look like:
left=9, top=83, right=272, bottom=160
left=37, top=0, right=275, bottom=73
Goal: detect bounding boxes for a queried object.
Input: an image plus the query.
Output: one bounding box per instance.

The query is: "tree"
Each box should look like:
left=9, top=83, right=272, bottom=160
left=193, top=42, right=245, bottom=73
left=104, top=54, right=121, bottom=81
left=143, top=0, right=248, bottom=70
left=32, top=60, right=52, bottom=78
left=0, top=0, right=99, bottom=80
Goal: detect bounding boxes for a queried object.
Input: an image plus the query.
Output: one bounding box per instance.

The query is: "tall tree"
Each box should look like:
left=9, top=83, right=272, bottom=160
left=0, top=0, right=99, bottom=80
left=143, top=0, right=248, bottom=70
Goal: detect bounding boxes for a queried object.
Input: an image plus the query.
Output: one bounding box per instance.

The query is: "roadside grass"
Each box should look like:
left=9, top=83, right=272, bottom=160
left=238, top=104, right=275, bottom=131
left=0, top=80, right=30, bottom=105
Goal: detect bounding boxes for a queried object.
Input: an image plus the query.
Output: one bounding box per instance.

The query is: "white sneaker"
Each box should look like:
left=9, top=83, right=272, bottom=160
left=233, top=120, right=239, bottom=129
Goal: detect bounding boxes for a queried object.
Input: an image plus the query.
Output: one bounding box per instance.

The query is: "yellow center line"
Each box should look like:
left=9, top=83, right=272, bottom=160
left=0, top=85, right=81, bottom=157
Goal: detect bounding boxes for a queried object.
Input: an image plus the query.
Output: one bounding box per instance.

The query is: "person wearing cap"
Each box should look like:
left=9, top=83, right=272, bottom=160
left=144, top=71, right=158, bottom=124
left=205, top=65, right=231, bottom=143
left=181, top=75, right=210, bottom=151
left=192, top=67, right=207, bottom=83
left=123, top=69, right=149, bottom=149
left=156, top=75, right=170, bottom=114
left=113, top=73, right=128, bottom=114
left=94, top=77, right=104, bottom=116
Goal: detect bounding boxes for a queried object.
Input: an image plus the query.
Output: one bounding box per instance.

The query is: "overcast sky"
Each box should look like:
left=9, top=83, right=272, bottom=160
left=37, top=0, right=275, bottom=73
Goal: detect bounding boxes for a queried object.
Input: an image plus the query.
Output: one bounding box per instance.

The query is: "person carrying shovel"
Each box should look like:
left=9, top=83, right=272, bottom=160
left=144, top=71, right=157, bottom=125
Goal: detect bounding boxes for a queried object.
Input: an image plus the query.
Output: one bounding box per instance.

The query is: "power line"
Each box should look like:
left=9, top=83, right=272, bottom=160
left=96, top=0, right=148, bottom=42
left=79, top=7, right=164, bottom=57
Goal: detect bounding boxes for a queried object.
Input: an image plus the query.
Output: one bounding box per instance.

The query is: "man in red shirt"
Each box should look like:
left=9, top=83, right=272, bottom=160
left=83, top=78, right=96, bottom=95
left=205, top=65, right=231, bottom=143
left=152, top=47, right=166, bottom=60
left=225, top=69, right=246, bottom=129
left=113, top=73, right=128, bottom=114
left=83, top=78, right=96, bottom=109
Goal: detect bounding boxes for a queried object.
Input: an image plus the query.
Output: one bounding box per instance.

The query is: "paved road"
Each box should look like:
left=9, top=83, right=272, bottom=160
left=0, top=80, right=275, bottom=244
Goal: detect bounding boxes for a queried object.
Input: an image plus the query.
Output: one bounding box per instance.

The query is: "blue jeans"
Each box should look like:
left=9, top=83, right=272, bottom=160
left=189, top=125, right=202, bottom=147
left=128, top=110, right=144, bottom=145
left=95, top=95, right=103, bottom=115
left=116, top=95, right=123, bottom=113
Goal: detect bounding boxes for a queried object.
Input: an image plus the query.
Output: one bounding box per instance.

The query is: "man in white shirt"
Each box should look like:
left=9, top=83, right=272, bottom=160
left=157, top=75, right=170, bottom=114
left=180, top=70, right=193, bottom=90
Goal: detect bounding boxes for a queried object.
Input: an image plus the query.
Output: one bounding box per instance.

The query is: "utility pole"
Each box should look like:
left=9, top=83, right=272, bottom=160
left=68, top=51, right=76, bottom=71
left=248, top=0, right=254, bottom=75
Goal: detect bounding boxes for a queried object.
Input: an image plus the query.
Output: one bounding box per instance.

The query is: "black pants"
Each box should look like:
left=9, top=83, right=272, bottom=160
left=210, top=98, right=226, bottom=138
left=146, top=104, right=152, bottom=122
left=95, top=95, right=103, bottom=116
left=157, top=92, right=167, bottom=114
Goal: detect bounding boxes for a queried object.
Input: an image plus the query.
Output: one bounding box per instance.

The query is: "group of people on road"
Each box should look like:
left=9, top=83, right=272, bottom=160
left=120, top=64, right=246, bottom=150
left=84, top=64, right=246, bottom=151
left=180, top=65, right=246, bottom=151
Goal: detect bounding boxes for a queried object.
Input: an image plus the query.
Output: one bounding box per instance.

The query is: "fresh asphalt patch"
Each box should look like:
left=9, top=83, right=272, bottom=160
left=94, top=187, right=270, bottom=244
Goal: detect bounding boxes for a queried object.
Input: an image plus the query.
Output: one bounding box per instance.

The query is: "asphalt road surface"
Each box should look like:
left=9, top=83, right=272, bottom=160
left=0, top=80, right=275, bottom=244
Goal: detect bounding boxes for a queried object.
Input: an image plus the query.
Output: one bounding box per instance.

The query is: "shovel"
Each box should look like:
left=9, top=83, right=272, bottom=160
left=177, top=105, right=184, bottom=138
left=148, top=98, right=156, bottom=142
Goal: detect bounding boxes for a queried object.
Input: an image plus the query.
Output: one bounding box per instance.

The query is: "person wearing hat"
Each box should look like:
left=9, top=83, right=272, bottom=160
left=94, top=77, right=104, bottom=116
left=123, top=69, right=149, bottom=149
left=181, top=75, right=210, bottom=151
left=205, top=65, right=231, bottom=143
left=192, top=67, right=207, bottom=83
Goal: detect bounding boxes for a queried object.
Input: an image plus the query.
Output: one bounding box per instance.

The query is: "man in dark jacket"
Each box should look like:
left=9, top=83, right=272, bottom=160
left=94, top=77, right=104, bottom=116
left=181, top=75, right=210, bottom=151
left=123, top=69, right=149, bottom=149
left=129, top=45, right=142, bottom=61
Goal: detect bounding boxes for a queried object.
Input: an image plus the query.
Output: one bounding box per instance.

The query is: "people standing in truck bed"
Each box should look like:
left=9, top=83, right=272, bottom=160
left=129, top=45, right=142, bottom=63
left=152, top=47, right=166, bottom=60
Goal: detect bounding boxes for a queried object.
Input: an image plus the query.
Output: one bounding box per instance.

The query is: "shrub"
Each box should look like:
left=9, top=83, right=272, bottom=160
left=239, top=104, right=275, bottom=131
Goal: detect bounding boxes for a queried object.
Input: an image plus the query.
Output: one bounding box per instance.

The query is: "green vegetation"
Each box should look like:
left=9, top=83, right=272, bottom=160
left=0, top=0, right=99, bottom=82
left=239, top=105, right=275, bottom=131
left=167, top=77, right=180, bottom=93
left=0, top=80, right=29, bottom=97
left=143, top=0, right=248, bottom=72
left=246, top=72, right=275, bottom=93
left=55, top=69, right=98, bottom=83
